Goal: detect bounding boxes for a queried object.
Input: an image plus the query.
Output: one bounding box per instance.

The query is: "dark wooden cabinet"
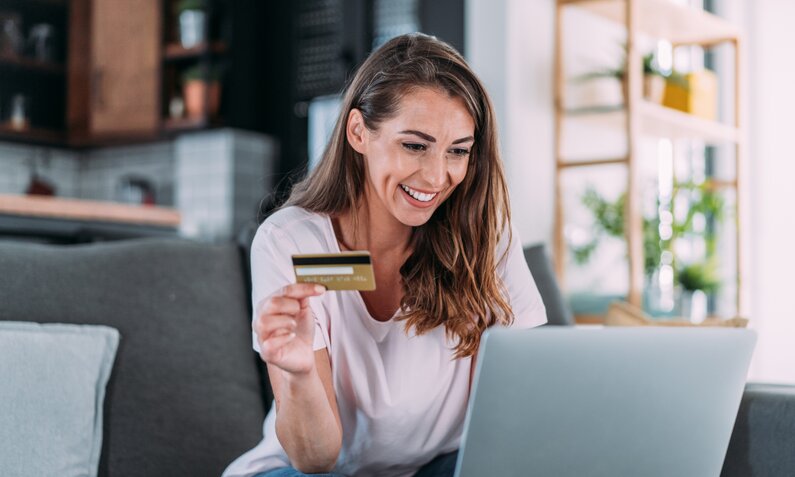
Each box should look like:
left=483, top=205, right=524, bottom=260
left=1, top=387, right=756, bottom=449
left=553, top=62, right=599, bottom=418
left=88, top=0, right=160, bottom=137
left=69, top=0, right=160, bottom=143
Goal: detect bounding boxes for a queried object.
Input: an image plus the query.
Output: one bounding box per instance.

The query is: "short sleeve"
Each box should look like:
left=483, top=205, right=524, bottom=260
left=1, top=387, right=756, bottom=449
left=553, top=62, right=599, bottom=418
left=250, top=223, right=330, bottom=353
left=495, top=223, right=548, bottom=329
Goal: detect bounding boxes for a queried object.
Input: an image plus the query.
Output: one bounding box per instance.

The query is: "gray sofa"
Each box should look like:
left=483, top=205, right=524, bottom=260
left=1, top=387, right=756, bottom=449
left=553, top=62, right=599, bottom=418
left=0, top=238, right=792, bottom=476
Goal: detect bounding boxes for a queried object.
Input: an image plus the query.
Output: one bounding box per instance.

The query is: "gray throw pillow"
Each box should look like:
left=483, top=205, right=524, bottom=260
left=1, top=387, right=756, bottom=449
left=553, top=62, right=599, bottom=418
left=0, top=321, right=120, bottom=477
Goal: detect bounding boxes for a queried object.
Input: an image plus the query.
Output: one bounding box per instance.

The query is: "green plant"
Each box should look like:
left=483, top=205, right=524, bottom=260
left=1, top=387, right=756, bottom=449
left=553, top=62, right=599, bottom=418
left=678, top=260, right=721, bottom=293
left=572, top=188, right=662, bottom=275
left=574, top=47, right=689, bottom=90
left=175, top=0, right=206, bottom=13
left=643, top=53, right=664, bottom=77
left=182, top=64, right=222, bottom=83
left=571, top=180, right=726, bottom=279
left=671, top=181, right=725, bottom=256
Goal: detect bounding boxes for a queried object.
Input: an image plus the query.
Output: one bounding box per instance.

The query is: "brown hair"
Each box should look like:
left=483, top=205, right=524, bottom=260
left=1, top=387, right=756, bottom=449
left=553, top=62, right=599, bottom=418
left=283, top=33, right=514, bottom=358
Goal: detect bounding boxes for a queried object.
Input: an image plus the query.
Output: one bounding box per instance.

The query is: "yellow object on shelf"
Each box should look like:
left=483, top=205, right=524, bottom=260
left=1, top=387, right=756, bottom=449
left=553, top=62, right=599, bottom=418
left=663, top=70, right=718, bottom=120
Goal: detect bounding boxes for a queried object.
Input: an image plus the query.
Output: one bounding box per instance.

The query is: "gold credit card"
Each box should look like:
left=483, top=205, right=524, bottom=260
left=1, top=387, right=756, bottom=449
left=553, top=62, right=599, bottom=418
left=292, top=251, right=376, bottom=291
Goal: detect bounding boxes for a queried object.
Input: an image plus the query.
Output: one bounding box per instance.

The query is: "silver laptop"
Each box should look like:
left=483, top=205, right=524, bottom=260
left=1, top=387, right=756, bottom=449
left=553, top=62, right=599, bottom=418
left=455, top=327, right=756, bottom=477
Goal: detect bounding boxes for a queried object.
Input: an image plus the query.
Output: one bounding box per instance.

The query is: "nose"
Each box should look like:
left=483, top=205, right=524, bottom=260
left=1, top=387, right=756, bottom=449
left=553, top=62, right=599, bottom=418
left=421, top=150, right=447, bottom=190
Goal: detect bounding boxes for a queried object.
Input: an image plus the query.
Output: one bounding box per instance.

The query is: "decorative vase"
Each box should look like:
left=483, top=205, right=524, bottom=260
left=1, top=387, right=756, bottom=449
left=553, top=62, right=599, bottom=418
left=680, top=289, right=708, bottom=324
left=184, top=80, right=220, bottom=118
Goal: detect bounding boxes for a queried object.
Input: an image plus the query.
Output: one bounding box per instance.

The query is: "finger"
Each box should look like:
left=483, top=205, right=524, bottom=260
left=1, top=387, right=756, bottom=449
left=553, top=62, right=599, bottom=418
left=280, top=283, right=326, bottom=300
left=261, top=296, right=301, bottom=316
left=259, top=332, right=297, bottom=362
left=256, top=315, right=298, bottom=339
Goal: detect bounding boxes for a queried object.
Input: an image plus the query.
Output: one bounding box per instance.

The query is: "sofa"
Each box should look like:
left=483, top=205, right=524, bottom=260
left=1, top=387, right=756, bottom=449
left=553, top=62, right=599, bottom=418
left=0, top=236, right=793, bottom=476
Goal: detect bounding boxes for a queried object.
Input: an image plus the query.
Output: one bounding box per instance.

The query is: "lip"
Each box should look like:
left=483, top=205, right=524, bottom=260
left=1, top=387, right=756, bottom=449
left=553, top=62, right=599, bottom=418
left=400, top=184, right=442, bottom=195
left=399, top=184, right=439, bottom=209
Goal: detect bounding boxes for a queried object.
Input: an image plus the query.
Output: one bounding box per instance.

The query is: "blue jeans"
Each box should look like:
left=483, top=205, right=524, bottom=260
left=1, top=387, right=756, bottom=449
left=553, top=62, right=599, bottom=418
left=255, top=450, right=458, bottom=477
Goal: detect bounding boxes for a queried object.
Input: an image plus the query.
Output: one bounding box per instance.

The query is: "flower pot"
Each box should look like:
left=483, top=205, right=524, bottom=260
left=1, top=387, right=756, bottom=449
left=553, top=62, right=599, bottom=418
left=179, top=9, right=206, bottom=48
left=662, top=70, right=718, bottom=120
left=643, top=74, right=666, bottom=103
left=184, top=80, right=220, bottom=118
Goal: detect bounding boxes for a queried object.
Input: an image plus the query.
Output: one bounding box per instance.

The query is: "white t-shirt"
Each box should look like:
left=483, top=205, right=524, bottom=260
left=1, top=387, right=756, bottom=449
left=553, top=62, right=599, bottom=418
left=223, top=206, right=547, bottom=477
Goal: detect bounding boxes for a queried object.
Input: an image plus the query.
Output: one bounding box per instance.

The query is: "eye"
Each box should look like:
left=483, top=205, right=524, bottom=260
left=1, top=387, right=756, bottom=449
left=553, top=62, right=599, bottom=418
left=448, top=148, right=471, bottom=157
left=402, top=143, right=427, bottom=152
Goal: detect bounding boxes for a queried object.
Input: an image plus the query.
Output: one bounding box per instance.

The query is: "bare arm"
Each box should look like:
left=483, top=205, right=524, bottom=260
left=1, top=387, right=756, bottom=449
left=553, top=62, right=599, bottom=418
left=255, top=284, right=343, bottom=473
left=268, top=350, right=342, bottom=473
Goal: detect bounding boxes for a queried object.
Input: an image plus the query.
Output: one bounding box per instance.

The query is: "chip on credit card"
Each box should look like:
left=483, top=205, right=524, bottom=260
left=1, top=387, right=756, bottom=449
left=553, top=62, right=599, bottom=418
left=292, top=251, right=376, bottom=291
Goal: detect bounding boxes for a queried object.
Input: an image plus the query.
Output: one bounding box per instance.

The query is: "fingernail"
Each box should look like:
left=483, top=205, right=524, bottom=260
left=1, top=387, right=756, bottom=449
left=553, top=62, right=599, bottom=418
left=314, top=285, right=325, bottom=293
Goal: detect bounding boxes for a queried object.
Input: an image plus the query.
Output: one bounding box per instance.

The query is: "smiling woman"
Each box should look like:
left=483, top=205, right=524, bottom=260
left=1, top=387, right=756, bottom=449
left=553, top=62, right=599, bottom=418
left=345, top=87, right=474, bottom=225
left=223, top=33, right=547, bottom=477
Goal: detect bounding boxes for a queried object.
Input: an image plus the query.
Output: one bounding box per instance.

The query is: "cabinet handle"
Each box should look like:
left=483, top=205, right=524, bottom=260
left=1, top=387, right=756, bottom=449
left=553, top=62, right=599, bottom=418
left=92, top=70, right=105, bottom=108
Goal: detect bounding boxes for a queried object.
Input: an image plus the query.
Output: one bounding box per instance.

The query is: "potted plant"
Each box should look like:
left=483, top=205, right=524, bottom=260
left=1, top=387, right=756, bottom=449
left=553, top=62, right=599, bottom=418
left=571, top=188, right=662, bottom=277
left=642, top=53, right=667, bottom=103
left=571, top=47, right=688, bottom=108
left=175, top=0, right=207, bottom=48
left=181, top=64, right=222, bottom=119
left=570, top=181, right=726, bottom=318
left=677, top=261, right=721, bottom=323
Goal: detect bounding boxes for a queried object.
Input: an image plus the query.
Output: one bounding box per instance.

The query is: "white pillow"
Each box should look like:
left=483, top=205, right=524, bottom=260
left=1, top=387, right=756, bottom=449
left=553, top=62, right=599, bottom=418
left=0, top=321, right=120, bottom=477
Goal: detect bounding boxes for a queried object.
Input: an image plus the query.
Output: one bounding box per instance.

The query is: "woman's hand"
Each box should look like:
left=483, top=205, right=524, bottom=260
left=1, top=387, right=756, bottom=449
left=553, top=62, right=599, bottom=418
left=254, top=283, right=326, bottom=375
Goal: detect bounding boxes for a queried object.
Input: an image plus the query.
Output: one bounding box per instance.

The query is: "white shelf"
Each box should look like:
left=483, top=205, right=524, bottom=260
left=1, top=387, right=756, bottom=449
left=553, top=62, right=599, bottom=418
left=564, top=101, right=739, bottom=145
left=560, top=0, right=741, bottom=45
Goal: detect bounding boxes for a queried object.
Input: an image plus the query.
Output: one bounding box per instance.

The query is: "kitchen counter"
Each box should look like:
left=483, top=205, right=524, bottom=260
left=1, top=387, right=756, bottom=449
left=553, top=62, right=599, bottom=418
left=0, top=194, right=180, bottom=243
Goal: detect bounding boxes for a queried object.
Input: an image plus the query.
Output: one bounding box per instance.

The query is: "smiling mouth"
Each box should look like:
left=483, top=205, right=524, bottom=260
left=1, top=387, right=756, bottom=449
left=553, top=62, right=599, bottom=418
left=400, top=184, right=439, bottom=202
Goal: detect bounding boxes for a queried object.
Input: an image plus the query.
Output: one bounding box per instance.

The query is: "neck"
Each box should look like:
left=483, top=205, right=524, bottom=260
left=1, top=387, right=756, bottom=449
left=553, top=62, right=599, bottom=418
left=336, top=188, right=412, bottom=258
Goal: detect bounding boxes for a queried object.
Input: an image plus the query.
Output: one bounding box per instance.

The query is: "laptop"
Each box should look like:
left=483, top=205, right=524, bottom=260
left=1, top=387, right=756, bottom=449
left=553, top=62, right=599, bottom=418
left=455, top=327, right=756, bottom=477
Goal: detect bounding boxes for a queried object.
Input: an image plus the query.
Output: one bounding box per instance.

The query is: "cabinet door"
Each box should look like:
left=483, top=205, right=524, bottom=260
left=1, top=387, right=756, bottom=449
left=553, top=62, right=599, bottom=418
left=90, top=0, right=160, bottom=136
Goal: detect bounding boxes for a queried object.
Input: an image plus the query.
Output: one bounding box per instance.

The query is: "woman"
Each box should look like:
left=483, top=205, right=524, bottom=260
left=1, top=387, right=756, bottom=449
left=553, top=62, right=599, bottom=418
left=224, top=33, right=547, bottom=477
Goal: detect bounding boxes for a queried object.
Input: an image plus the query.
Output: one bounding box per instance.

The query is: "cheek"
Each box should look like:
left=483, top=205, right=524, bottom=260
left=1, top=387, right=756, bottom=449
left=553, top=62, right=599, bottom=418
left=450, top=160, right=469, bottom=186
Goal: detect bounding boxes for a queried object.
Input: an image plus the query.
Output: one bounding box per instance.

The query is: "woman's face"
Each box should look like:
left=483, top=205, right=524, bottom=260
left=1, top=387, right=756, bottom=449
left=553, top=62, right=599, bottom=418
left=347, top=87, right=475, bottom=228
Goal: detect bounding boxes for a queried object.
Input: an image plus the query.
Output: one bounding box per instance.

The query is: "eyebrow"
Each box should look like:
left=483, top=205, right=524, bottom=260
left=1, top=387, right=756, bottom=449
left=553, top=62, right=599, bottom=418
left=398, top=130, right=475, bottom=145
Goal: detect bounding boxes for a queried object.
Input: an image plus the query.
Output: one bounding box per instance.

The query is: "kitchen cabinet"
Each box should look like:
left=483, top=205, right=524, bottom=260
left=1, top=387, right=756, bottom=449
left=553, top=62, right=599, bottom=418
left=68, top=0, right=160, bottom=143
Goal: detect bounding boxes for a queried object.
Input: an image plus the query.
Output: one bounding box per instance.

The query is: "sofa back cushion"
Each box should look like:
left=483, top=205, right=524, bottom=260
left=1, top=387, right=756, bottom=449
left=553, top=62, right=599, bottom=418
left=0, top=238, right=266, bottom=477
left=523, top=244, right=574, bottom=326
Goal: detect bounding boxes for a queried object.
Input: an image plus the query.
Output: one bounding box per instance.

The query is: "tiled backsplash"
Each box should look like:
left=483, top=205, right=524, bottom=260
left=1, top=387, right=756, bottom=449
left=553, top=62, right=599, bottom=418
left=175, top=129, right=277, bottom=241
left=0, top=129, right=276, bottom=242
left=0, top=144, right=80, bottom=198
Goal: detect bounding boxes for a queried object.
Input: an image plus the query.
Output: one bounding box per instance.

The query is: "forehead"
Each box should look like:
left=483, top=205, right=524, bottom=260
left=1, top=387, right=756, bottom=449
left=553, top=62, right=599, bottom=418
left=382, top=87, right=475, bottom=136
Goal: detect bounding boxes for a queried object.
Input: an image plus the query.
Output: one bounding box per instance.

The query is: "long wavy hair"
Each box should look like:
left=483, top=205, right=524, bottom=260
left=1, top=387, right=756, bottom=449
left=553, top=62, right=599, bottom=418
left=283, top=33, right=514, bottom=358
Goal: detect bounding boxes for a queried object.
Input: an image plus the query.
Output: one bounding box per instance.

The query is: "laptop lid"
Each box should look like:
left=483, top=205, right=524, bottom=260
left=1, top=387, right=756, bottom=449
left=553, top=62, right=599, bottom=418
left=455, top=327, right=756, bottom=477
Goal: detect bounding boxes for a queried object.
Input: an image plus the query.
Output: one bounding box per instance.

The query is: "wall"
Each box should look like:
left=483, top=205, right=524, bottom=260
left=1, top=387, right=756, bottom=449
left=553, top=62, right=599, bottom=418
left=742, top=0, right=795, bottom=383
left=0, top=144, right=79, bottom=197
left=466, top=0, right=555, bottom=247
left=175, top=129, right=276, bottom=242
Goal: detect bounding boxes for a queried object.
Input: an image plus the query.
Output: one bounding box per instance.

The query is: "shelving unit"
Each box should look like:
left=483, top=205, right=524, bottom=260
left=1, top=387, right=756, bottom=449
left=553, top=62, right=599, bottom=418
left=0, top=54, right=65, bottom=75
left=162, top=41, right=227, bottom=62
left=159, top=0, right=228, bottom=132
left=0, top=0, right=69, bottom=144
left=553, top=0, right=744, bottom=320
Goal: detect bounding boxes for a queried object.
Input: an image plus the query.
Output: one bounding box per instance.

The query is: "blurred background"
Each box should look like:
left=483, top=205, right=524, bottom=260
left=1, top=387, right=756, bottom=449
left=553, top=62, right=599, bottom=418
left=0, top=0, right=792, bottom=383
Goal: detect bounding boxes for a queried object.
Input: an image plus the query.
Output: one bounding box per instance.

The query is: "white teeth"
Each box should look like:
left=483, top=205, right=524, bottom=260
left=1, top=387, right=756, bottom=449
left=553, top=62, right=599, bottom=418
left=401, top=184, right=438, bottom=202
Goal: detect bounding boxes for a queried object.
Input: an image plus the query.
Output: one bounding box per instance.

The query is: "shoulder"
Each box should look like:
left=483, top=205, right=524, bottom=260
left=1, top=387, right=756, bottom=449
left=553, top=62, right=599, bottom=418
left=253, top=206, right=333, bottom=253
left=495, top=219, right=520, bottom=265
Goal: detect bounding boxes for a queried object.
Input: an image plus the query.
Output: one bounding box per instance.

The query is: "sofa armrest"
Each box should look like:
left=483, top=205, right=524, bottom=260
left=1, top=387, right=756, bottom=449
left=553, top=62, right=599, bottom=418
left=722, top=383, right=795, bottom=477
